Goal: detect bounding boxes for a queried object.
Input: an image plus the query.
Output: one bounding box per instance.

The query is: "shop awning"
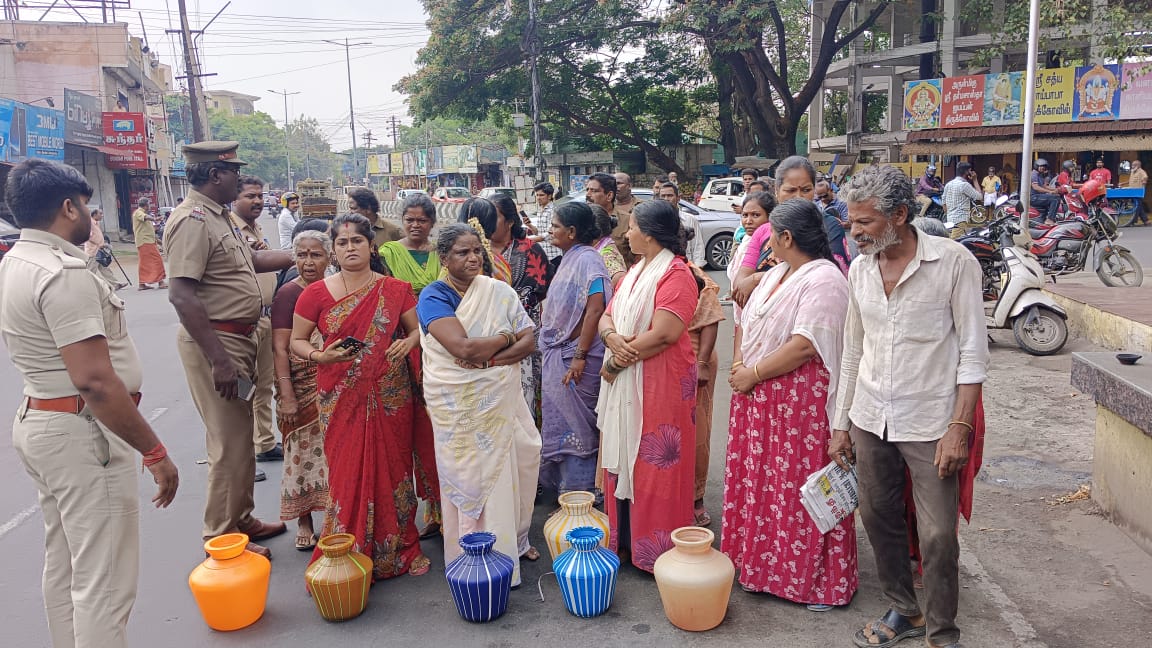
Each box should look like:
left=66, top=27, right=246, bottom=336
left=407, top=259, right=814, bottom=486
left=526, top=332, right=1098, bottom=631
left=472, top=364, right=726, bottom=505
left=903, top=120, right=1152, bottom=156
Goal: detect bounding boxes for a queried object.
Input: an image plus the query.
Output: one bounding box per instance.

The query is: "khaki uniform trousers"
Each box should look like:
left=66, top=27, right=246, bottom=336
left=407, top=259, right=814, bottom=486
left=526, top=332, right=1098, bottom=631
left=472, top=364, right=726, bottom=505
left=12, top=405, right=139, bottom=648
left=252, top=316, right=277, bottom=454
left=177, top=325, right=258, bottom=538
left=85, top=256, right=119, bottom=288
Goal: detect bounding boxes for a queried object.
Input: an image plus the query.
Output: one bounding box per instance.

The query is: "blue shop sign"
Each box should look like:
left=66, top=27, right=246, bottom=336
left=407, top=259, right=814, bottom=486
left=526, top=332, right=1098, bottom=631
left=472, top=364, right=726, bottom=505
left=6, top=102, right=66, bottom=163
left=0, top=99, right=12, bottom=162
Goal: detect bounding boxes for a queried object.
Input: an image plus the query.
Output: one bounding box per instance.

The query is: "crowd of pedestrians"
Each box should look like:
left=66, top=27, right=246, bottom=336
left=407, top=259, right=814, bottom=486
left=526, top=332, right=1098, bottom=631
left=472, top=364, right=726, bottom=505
left=1, top=143, right=987, bottom=648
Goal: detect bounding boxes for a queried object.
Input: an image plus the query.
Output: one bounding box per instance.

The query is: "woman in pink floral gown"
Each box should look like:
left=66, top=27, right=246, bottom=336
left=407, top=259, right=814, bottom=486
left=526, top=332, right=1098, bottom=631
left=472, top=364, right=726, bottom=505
left=722, top=199, right=857, bottom=609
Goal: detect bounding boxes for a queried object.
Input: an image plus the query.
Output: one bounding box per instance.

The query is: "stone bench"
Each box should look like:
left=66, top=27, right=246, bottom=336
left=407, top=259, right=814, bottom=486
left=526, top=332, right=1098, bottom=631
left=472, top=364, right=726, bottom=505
left=1072, top=352, right=1152, bottom=555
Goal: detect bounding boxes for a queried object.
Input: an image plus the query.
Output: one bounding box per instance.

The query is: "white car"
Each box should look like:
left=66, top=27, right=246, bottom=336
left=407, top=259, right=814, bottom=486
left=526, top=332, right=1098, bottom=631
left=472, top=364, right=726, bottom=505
left=697, top=176, right=746, bottom=211
left=396, top=189, right=428, bottom=200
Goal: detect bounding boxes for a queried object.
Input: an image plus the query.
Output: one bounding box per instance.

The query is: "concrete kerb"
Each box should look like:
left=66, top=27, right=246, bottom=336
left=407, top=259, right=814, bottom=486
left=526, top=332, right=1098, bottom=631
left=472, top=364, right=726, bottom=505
left=1043, top=286, right=1152, bottom=354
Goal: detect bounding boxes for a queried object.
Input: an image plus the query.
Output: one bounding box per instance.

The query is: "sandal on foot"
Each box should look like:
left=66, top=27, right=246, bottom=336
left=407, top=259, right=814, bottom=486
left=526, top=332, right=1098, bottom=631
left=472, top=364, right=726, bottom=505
left=295, top=530, right=316, bottom=551
left=418, top=522, right=441, bottom=540
left=694, top=507, right=712, bottom=527
left=520, top=546, right=540, bottom=561
left=851, top=609, right=926, bottom=647
left=409, top=554, right=432, bottom=576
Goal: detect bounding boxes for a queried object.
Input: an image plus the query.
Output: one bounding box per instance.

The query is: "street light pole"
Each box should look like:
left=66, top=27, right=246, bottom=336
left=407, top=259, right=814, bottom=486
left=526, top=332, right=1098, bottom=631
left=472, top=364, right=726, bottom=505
left=1018, top=0, right=1042, bottom=242
left=269, top=89, right=300, bottom=190
left=324, top=39, right=371, bottom=184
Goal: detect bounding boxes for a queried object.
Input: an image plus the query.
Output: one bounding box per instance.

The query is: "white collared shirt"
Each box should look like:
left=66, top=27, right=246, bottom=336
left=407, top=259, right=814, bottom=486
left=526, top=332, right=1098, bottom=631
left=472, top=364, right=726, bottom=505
left=834, top=231, right=989, bottom=442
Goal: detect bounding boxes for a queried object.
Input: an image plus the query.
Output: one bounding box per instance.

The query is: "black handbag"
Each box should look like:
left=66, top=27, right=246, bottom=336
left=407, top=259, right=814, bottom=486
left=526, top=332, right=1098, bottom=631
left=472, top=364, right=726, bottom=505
left=95, top=247, right=113, bottom=267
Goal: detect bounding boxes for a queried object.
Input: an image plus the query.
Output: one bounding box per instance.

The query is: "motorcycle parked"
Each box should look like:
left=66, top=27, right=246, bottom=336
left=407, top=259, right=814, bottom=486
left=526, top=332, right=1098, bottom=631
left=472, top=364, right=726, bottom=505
left=957, top=215, right=1069, bottom=355
left=1026, top=181, right=1140, bottom=287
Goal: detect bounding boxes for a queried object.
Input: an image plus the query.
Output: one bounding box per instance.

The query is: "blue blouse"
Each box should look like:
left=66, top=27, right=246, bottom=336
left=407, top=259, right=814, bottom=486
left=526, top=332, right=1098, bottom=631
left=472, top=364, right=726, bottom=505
left=416, top=280, right=463, bottom=333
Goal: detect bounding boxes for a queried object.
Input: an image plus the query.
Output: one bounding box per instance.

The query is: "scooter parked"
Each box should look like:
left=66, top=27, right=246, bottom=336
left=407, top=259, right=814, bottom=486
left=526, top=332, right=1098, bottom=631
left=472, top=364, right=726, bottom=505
left=959, top=214, right=1069, bottom=355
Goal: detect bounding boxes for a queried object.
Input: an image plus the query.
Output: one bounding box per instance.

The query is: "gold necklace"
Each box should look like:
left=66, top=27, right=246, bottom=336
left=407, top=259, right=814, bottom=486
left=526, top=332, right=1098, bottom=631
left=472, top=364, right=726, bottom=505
left=447, top=276, right=470, bottom=297
left=340, top=271, right=374, bottom=296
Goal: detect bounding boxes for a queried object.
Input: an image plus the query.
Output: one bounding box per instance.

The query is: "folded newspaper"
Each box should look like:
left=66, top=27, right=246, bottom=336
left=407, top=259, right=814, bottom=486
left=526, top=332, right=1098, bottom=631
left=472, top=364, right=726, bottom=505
left=799, top=461, right=860, bottom=534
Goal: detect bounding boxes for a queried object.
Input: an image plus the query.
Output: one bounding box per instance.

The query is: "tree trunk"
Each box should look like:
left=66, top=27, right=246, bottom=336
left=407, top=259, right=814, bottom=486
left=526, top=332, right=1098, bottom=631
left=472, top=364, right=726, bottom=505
left=712, top=58, right=740, bottom=164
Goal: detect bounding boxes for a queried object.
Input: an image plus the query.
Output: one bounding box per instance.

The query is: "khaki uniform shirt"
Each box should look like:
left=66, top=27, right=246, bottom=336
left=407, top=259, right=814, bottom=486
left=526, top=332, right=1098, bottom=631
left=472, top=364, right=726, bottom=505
left=132, top=208, right=156, bottom=246
left=165, top=190, right=263, bottom=323
left=372, top=216, right=404, bottom=250
left=0, top=229, right=142, bottom=399
left=610, top=204, right=636, bottom=266
left=230, top=212, right=277, bottom=314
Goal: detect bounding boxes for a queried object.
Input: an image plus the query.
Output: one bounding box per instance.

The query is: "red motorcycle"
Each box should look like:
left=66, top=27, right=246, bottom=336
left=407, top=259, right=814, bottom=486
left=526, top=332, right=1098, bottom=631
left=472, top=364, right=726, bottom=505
left=1001, top=184, right=1097, bottom=226
left=1015, top=180, right=1141, bottom=287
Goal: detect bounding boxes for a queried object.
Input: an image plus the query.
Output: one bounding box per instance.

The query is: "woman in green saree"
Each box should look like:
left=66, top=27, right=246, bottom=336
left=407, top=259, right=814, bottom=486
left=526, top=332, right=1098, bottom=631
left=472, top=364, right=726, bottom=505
left=380, top=193, right=441, bottom=297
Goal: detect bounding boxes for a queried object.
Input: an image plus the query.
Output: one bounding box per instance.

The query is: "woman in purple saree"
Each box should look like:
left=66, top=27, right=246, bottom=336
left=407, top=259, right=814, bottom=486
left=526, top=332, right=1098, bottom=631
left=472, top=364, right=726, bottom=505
left=538, top=202, right=613, bottom=495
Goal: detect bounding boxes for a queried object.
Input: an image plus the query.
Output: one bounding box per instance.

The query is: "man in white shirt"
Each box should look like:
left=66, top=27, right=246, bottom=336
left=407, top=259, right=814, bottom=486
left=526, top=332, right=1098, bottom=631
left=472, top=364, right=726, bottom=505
left=659, top=182, right=705, bottom=266
left=276, top=191, right=301, bottom=249
left=526, top=181, right=560, bottom=260
left=942, top=162, right=983, bottom=226
left=829, top=165, right=988, bottom=648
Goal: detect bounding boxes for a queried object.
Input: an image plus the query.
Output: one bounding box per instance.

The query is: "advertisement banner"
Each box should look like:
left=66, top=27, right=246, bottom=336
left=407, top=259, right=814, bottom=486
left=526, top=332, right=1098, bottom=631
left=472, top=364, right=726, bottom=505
left=428, top=147, right=444, bottom=174
left=390, top=152, right=404, bottom=175
left=1073, top=64, right=1122, bottom=121
left=102, top=112, right=149, bottom=170
left=0, top=99, right=12, bottom=162
left=366, top=154, right=380, bottom=175
left=455, top=145, right=478, bottom=174
left=982, top=72, right=1024, bottom=125
left=129, top=173, right=157, bottom=215
left=477, top=145, right=507, bottom=165
left=64, top=89, right=103, bottom=148
left=1033, top=67, right=1073, bottom=124
left=416, top=148, right=428, bottom=175
left=940, top=75, right=985, bottom=129
left=903, top=79, right=942, bottom=131
left=402, top=150, right=416, bottom=176
left=440, top=145, right=460, bottom=173
left=1119, top=63, right=1152, bottom=120
left=6, top=103, right=66, bottom=162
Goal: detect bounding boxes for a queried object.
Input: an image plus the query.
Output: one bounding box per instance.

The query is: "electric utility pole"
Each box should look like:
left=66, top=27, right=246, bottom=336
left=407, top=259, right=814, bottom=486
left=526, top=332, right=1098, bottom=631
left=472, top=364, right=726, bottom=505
left=362, top=130, right=375, bottom=149
left=324, top=38, right=371, bottom=182
left=388, top=115, right=401, bottom=148
left=269, top=89, right=300, bottom=190
left=525, top=0, right=544, bottom=181
left=175, top=0, right=207, bottom=141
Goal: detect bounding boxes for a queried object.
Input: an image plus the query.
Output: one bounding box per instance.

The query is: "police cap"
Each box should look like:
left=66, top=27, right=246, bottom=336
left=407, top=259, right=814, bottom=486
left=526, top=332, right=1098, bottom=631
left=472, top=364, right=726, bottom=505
left=182, top=140, right=248, bottom=165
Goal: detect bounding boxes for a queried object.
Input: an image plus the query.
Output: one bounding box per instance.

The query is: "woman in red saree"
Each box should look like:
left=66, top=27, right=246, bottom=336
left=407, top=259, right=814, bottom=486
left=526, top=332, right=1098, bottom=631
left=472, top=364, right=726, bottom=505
left=290, top=213, right=432, bottom=580
left=597, top=200, right=698, bottom=573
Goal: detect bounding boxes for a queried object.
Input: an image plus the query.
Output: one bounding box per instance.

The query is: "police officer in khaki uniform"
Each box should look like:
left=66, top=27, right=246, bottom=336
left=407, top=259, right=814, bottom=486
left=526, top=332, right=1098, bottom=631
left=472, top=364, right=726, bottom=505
left=229, top=175, right=282, bottom=469
left=166, top=141, right=292, bottom=558
left=0, top=159, right=178, bottom=648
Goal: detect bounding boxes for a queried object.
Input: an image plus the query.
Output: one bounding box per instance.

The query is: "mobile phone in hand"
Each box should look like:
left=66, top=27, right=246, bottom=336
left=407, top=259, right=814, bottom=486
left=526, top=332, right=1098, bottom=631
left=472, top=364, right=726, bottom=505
left=236, top=376, right=256, bottom=401
left=335, top=336, right=365, bottom=352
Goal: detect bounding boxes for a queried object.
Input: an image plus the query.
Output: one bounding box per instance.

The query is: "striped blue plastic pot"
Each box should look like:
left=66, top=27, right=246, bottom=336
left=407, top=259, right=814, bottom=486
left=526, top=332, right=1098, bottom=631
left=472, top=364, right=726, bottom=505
left=553, top=526, right=620, bottom=618
left=444, top=531, right=515, bottom=623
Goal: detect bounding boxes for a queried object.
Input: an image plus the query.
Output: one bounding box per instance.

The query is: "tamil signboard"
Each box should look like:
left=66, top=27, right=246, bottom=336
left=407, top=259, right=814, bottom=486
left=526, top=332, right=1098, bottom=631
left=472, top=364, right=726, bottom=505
left=102, top=112, right=149, bottom=169
left=63, top=89, right=103, bottom=148
left=0, top=99, right=12, bottom=161
left=5, top=102, right=66, bottom=162
left=904, top=64, right=1152, bottom=131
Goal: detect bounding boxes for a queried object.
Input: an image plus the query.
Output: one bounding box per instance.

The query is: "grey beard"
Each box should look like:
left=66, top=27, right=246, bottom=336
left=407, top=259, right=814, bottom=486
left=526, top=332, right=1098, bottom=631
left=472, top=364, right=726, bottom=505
left=856, top=224, right=901, bottom=256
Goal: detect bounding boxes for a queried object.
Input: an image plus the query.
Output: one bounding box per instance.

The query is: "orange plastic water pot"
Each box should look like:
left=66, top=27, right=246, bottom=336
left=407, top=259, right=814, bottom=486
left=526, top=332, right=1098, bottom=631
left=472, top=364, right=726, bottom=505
left=188, top=533, right=271, bottom=631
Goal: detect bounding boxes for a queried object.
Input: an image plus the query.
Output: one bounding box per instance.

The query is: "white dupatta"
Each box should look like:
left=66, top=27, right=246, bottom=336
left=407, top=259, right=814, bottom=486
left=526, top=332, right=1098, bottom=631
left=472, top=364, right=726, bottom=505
left=596, top=248, right=676, bottom=501
left=738, top=259, right=848, bottom=425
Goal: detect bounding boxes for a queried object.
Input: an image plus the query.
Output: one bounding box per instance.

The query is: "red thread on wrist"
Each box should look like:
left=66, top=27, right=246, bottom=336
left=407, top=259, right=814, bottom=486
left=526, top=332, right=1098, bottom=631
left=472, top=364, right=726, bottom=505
left=142, top=442, right=168, bottom=467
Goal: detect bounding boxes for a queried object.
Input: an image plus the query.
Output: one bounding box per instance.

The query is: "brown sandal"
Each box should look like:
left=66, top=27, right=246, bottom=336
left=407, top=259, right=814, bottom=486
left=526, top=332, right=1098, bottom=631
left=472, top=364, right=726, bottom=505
left=520, top=546, right=540, bottom=561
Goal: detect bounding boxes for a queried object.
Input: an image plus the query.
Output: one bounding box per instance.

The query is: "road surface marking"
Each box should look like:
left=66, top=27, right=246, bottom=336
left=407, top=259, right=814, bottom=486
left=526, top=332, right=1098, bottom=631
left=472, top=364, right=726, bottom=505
left=0, top=505, right=38, bottom=540
left=0, top=407, right=169, bottom=541
left=959, top=536, right=1048, bottom=648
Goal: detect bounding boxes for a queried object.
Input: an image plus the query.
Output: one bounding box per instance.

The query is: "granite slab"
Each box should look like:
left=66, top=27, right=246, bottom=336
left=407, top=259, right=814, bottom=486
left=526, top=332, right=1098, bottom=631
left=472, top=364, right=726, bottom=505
left=1071, top=352, right=1152, bottom=438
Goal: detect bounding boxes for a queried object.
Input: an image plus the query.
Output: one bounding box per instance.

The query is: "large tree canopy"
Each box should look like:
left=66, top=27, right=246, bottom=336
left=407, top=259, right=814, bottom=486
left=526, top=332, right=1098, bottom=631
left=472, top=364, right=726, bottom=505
left=398, top=0, right=891, bottom=170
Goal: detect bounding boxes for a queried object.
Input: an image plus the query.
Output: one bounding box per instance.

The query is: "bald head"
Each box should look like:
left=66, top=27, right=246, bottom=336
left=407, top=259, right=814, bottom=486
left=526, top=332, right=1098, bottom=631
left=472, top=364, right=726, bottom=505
left=614, top=172, right=633, bottom=202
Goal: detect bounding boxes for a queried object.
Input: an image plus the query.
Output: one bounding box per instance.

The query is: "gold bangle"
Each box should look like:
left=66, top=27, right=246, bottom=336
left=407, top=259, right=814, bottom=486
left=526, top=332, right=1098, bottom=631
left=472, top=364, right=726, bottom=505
left=732, top=360, right=744, bottom=368
left=753, top=362, right=762, bottom=381
left=949, top=419, right=974, bottom=433
left=599, top=328, right=616, bottom=343
left=276, top=376, right=291, bottom=382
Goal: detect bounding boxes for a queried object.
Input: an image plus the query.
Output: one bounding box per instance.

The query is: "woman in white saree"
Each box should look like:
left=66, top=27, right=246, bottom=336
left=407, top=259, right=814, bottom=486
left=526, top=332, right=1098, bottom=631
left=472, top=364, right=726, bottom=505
left=416, top=224, right=542, bottom=586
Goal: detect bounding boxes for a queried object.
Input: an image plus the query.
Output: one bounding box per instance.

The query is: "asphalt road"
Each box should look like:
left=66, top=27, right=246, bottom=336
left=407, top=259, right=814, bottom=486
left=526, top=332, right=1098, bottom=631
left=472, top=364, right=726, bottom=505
left=2, top=217, right=1151, bottom=646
